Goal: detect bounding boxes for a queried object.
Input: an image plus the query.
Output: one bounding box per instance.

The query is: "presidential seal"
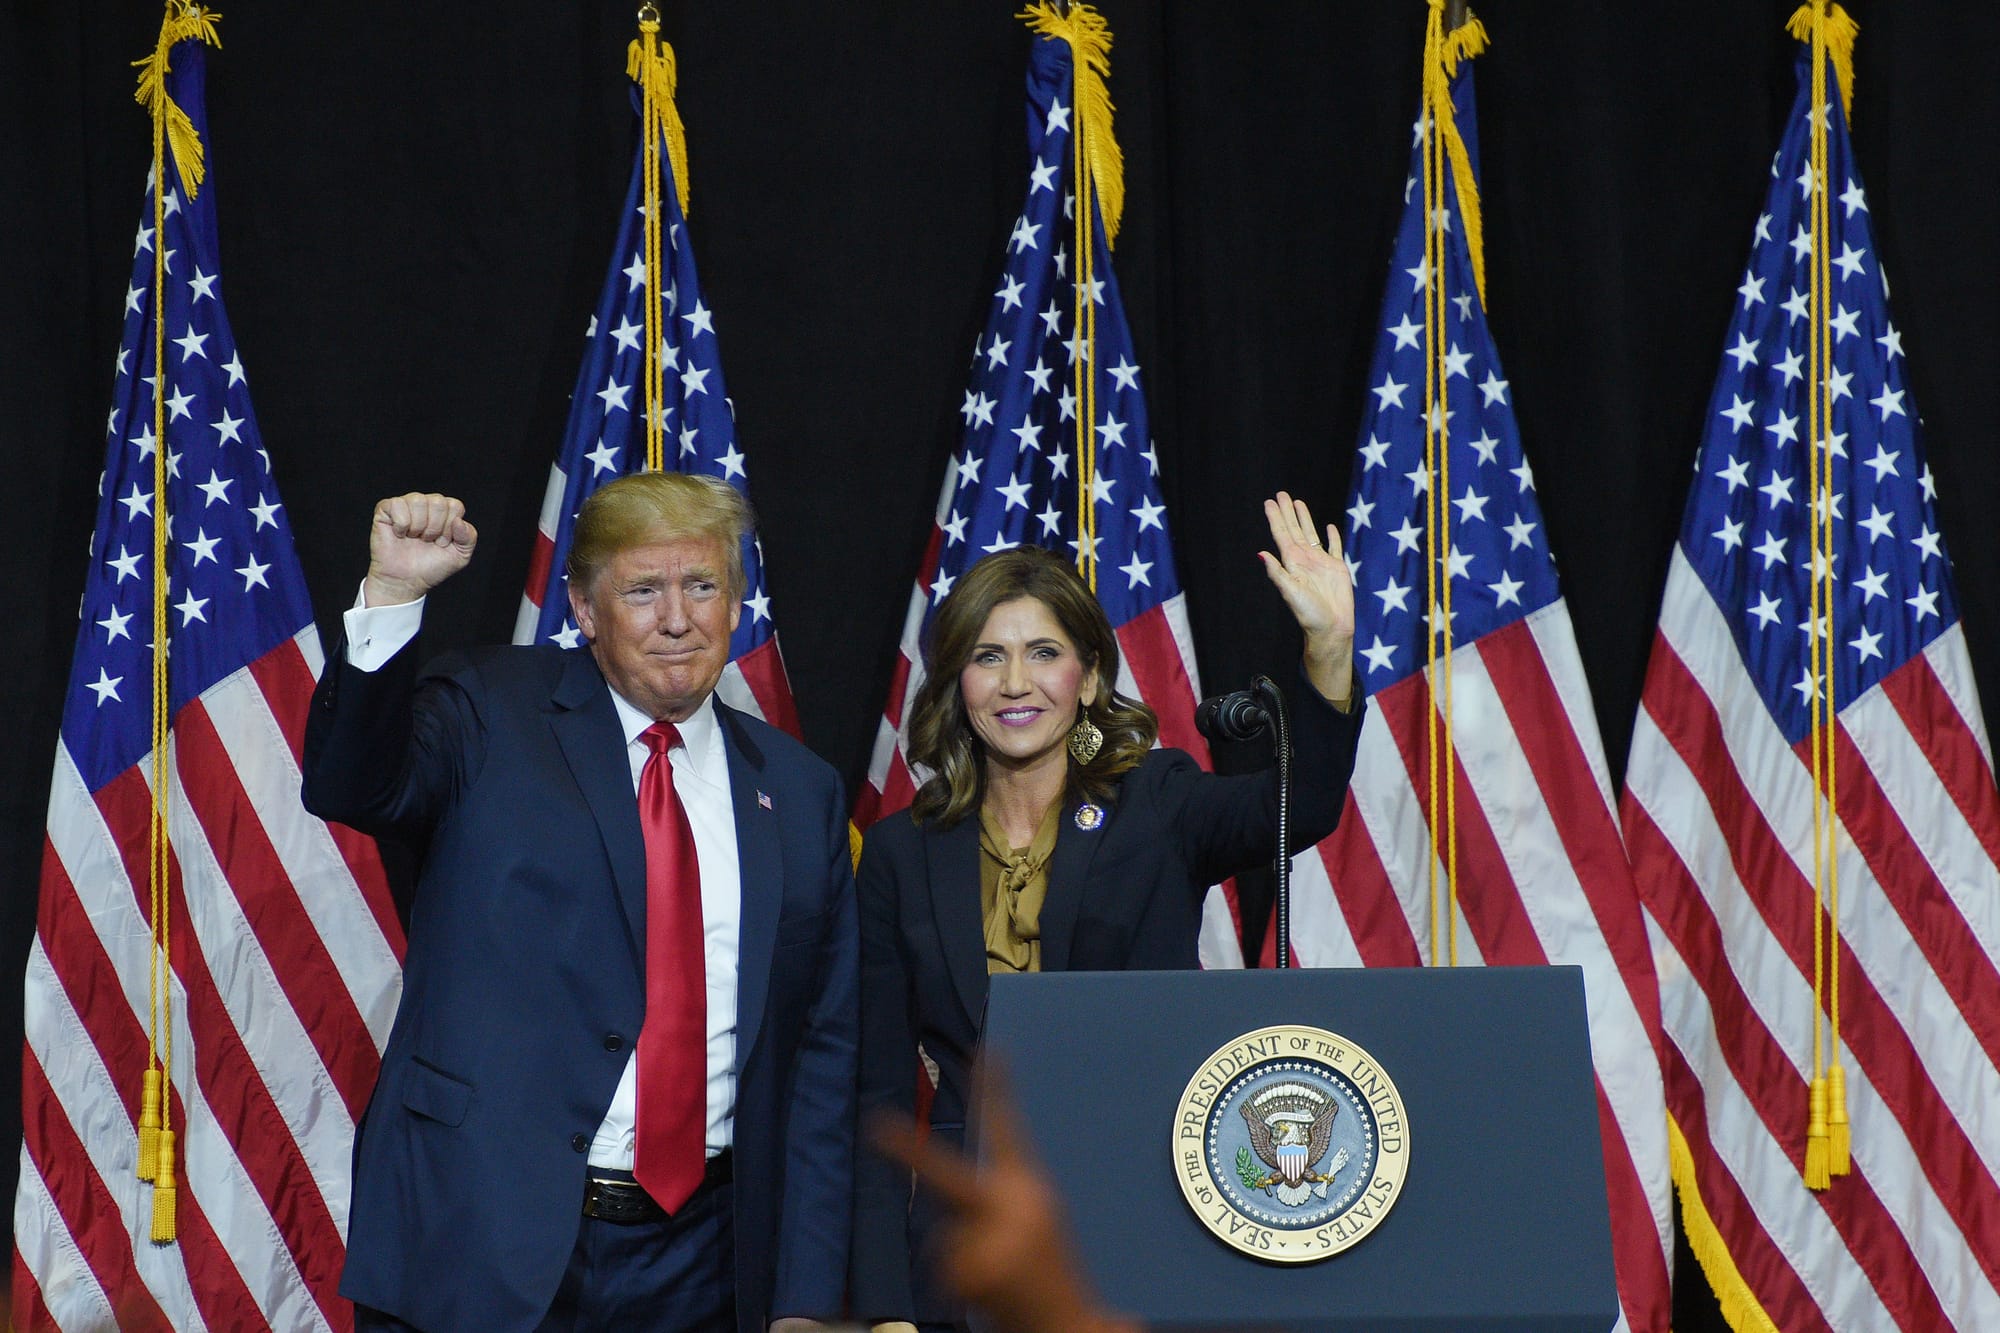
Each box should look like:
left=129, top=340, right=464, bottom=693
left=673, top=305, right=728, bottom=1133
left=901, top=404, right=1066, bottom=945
left=1172, top=1024, right=1410, bottom=1262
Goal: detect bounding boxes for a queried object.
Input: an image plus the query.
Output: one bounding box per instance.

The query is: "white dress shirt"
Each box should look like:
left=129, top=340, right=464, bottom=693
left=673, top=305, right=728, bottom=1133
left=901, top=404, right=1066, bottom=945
left=342, top=589, right=741, bottom=1169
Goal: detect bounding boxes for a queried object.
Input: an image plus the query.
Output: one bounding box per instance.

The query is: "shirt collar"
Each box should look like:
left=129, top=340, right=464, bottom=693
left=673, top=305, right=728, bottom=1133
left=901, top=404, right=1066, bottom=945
left=607, top=685, right=725, bottom=787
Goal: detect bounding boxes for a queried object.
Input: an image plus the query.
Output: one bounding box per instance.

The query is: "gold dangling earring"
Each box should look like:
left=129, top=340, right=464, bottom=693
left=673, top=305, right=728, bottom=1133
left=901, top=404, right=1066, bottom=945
left=1068, top=708, right=1104, bottom=764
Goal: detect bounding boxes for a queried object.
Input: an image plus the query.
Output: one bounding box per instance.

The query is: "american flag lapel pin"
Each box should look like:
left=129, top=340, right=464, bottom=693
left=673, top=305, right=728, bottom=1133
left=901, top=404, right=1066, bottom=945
left=757, top=790, right=773, bottom=811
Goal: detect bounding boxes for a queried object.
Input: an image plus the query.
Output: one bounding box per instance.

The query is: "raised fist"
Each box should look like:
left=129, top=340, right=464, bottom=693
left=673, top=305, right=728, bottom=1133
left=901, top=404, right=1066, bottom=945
left=364, top=493, right=477, bottom=607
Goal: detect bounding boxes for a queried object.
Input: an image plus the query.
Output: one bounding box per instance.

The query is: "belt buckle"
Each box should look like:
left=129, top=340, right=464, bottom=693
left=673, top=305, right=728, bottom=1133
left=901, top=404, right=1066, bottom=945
left=582, top=1176, right=660, bottom=1224
left=583, top=1155, right=730, bottom=1224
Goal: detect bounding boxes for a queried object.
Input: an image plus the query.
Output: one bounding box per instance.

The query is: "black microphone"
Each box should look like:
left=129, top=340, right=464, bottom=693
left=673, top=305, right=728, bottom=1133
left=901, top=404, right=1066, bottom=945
left=1195, top=689, right=1271, bottom=742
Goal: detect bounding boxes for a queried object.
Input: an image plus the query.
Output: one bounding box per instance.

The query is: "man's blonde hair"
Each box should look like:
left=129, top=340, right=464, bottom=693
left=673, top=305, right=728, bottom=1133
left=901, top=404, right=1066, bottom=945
left=566, top=472, right=752, bottom=597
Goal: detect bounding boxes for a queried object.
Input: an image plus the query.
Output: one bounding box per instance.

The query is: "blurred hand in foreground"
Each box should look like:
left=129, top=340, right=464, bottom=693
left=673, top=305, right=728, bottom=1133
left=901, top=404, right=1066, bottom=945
left=868, top=1070, right=1143, bottom=1333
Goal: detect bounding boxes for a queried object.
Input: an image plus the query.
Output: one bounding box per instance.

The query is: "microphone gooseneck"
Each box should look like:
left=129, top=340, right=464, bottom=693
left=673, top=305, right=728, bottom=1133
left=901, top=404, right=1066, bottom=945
left=1192, top=678, right=1292, bottom=967
left=1256, top=676, right=1293, bottom=970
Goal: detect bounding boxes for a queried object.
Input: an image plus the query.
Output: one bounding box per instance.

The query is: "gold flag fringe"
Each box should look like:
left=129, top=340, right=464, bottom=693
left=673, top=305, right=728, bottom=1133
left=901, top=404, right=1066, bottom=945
left=1019, top=2, right=1124, bottom=247
left=628, top=20, right=691, bottom=218
left=1424, top=1, right=1489, bottom=308
left=1786, top=3, right=1858, bottom=119
left=132, top=3, right=221, bottom=202
left=1668, top=1115, right=1782, bottom=1333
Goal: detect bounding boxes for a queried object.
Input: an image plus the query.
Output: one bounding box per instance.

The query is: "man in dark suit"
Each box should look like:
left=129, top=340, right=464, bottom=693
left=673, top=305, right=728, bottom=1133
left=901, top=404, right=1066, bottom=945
left=303, top=476, right=855, bottom=1333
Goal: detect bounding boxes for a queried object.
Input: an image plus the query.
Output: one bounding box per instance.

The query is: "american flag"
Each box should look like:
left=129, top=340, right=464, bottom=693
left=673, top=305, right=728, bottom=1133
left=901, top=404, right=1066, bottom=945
left=1294, top=17, right=1672, bottom=1331
left=14, top=21, right=404, bottom=1331
left=513, top=54, right=797, bottom=736
left=854, top=7, right=1243, bottom=967
left=1620, top=9, right=2000, bottom=1327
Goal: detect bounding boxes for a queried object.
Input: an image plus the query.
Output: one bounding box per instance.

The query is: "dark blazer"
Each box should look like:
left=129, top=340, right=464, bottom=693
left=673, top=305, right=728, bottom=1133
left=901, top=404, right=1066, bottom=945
left=302, top=638, right=857, bottom=1333
left=849, top=677, right=1363, bottom=1324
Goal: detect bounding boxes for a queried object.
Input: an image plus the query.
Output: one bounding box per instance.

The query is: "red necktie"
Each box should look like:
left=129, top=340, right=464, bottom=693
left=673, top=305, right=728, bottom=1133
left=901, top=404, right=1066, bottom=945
left=633, top=721, right=707, bottom=1213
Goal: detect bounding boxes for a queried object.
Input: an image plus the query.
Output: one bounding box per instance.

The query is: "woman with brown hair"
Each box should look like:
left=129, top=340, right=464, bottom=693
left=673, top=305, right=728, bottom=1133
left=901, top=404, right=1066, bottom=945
left=850, top=493, right=1363, bottom=1333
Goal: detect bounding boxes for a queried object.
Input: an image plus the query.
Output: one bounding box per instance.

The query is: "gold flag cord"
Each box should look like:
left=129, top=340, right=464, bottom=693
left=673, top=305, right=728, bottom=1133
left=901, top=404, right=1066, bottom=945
left=639, top=18, right=663, bottom=474
left=1802, top=10, right=1830, bottom=1188
left=1420, top=7, right=1448, bottom=968
left=1818, top=3, right=1854, bottom=1181
left=131, top=0, right=222, bottom=1245
left=1073, top=41, right=1096, bottom=593
left=1021, top=2, right=1123, bottom=592
left=629, top=7, right=690, bottom=475
left=1790, top=0, right=1859, bottom=1190
left=1419, top=0, right=1488, bottom=966
left=139, top=49, right=171, bottom=1206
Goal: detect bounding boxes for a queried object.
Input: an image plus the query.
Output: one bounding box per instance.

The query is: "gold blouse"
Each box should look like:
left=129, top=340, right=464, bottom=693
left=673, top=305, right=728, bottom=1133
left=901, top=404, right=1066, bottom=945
left=977, top=802, right=1062, bottom=975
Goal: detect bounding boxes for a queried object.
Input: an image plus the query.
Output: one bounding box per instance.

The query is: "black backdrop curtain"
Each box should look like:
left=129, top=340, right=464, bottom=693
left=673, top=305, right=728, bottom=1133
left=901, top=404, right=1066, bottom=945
left=4, top=4, right=1996, bottom=1327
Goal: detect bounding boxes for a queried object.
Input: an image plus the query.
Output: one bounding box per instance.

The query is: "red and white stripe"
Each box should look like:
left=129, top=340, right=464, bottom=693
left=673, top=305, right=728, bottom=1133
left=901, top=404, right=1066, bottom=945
left=1623, top=548, right=2000, bottom=1331
left=856, top=494, right=1243, bottom=968
left=717, top=640, right=801, bottom=737
left=1295, top=599, right=1674, bottom=1333
left=513, top=460, right=570, bottom=643
left=16, top=629, right=405, bottom=1331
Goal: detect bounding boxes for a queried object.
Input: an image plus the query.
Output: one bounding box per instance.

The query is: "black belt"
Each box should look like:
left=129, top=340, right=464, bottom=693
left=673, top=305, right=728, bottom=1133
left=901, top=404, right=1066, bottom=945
left=582, top=1153, right=732, bottom=1225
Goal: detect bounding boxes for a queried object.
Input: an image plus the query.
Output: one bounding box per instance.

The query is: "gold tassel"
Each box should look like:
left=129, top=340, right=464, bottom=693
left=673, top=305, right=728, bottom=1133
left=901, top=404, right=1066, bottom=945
left=1423, top=1, right=1491, bottom=307
left=627, top=21, right=692, bottom=217
left=136, top=1068, right=163, bottom=1180
left=1018, top=2, right=1125, bottom=247
left=1826, top=1061, right=1851, bottom=1175
left=1785, top=3, right=1859, bottom=119
left=1804, top=1075, right=1831, bottom=1190
left=150, top=1128, right=178, bottom=1242
left=131, top=3, right=223, bottom=201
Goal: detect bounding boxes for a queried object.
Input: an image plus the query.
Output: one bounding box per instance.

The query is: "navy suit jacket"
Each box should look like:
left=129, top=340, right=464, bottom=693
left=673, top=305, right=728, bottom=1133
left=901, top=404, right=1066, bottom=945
left=303, top=638, right=857, bottom=1333
left=849, top=678, right=1362, bottom=1324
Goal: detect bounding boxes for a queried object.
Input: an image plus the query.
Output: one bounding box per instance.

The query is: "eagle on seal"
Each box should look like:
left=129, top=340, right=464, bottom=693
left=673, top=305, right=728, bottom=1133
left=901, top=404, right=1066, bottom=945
left=1240, top=1082, right=1342, bottom=1207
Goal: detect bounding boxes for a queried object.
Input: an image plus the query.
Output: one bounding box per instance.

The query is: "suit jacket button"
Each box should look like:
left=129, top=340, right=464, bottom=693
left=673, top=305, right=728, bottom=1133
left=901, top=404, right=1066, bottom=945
left=570, top=1133, right=590, bottom=1153
left=603, top=1033, right=624, bottom=1053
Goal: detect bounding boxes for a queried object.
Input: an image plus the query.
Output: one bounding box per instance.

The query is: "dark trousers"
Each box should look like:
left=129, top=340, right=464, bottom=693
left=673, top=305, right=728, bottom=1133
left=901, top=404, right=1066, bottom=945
left=354, top=1179, right=735, bottom=1333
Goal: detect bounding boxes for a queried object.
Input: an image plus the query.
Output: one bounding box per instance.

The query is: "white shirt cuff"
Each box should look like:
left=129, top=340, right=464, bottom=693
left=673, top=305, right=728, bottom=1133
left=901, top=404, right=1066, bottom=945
left=342, top=582, right=425, bottom=673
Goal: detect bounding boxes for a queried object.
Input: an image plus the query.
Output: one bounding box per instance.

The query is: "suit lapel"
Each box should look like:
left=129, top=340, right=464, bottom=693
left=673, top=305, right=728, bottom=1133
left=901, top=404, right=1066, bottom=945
left=1038, top=799, right=1111, bottom=972
left=927, top=816, right=988, bottom=1031
left=548, top=651, right=645, bottom=961
left=717, top=705, right=782, bottom=1057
